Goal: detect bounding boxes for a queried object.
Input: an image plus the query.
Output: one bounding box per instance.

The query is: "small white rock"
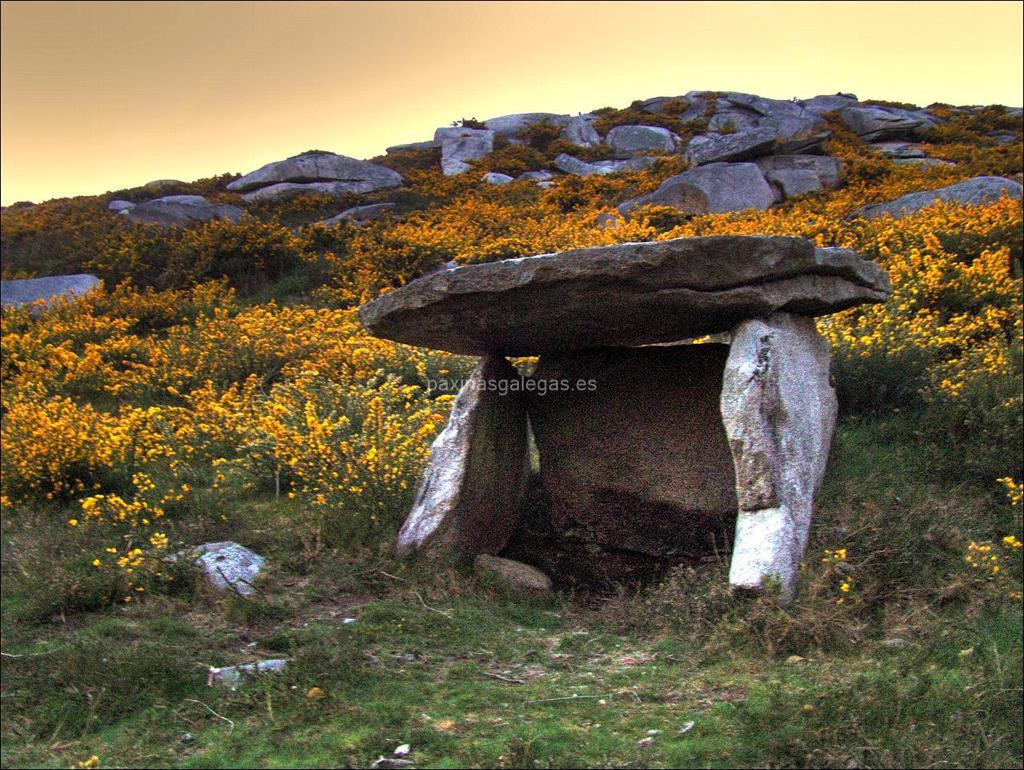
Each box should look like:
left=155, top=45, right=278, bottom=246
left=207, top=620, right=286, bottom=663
left=482, top=172, right=514, bottom=186
left=207, top=658, right=289, bottom=689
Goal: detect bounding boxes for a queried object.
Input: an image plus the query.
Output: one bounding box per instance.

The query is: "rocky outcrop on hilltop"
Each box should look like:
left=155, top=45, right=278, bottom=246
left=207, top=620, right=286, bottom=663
left=97, top=90, right=1020, bottom=231
left=123, top=195, right=244, bottom=226
left=380, top=90, right=1017, bottom=218
left=226, top=151, right=403, bottom=201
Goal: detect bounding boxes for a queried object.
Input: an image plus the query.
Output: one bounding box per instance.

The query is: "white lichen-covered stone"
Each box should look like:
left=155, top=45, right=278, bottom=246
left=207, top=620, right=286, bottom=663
left=208, top=658, right=289, bottom=688
left=482, top=172, right=514, bottom=185
left=435, top=127, right=495, bottom=176
left=396, top=356, right=529, bottom=562
left=191, top=541, right=265, bottom=596
left=720, top=313, right=837, bottom=601
left=560, top=115, right=600, bottom=147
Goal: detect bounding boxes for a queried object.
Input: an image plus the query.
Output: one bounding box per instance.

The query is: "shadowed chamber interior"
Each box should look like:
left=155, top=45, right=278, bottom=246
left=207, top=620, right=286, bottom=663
left=502, top=343, right=738, bottom=587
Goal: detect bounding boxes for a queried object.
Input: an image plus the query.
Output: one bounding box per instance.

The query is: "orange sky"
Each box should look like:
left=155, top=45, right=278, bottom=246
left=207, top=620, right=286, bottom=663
left=2, top=1, right=1022, bottom=205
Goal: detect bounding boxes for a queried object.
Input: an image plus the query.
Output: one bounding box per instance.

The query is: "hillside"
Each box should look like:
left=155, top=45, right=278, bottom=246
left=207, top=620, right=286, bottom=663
left=1, top=90, right=1022, bottom=769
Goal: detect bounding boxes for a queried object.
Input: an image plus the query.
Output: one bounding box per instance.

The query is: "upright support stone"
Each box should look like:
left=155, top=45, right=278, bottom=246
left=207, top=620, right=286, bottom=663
left=720, top=313, right=838, bottom=601
left=396, top=356, right=529, bottom=563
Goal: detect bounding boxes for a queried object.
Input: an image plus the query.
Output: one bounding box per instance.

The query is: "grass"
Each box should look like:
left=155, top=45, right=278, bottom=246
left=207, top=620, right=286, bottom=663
left=2, top=417, right=1022, bottom=769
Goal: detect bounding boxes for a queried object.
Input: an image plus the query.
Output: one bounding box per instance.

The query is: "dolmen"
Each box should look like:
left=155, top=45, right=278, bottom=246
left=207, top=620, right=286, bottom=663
left=358, top=235, right=891, bottom=600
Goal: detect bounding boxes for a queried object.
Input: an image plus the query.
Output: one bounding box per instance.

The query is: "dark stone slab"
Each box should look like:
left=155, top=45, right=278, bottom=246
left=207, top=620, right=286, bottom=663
left=526, top=344, right=737, bottom=559
left=358, top=236, right=891, bottom=355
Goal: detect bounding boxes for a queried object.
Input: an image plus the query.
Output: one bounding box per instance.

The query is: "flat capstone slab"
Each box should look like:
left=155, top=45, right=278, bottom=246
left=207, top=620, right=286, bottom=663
left=358, top=236, right=891, bottom=356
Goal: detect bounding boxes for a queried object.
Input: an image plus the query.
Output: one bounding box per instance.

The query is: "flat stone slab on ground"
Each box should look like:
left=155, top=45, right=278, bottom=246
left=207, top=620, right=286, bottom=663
left=358, top=236, right=891, bottom=355
left=124, top=195, right=244, bottom=226
left=1, top=274, right=101, bottom=309
left=553, top=153, right=658, bottom=177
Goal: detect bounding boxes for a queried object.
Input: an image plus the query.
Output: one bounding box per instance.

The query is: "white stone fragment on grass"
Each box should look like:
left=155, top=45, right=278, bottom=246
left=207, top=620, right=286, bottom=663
left=208, top=658, right=289, bottom=688
left=191, top=541, right=266, bottom=596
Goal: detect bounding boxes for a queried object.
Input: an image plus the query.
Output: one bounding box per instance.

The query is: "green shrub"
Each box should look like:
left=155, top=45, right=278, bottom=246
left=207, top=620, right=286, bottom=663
left=0, top=196, right=122, bottom=278
left=591, top=101, right=690, bottom=136
left=477, top=144, right=548, bottom=176
left=105, top=173, right=239, bottom=203
left=90, top=218, right=308, bottom=293
left=246, top=192, right=363, bottom=227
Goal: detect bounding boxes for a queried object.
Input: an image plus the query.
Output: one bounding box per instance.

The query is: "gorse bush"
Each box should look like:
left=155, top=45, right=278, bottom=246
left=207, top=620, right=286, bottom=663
left=90, top=218, right=309, bottom=292
left=591, top=99, right=705, bottom=138
left=0, top=197, right=120, bottom=278
left=223, top=372, right=449, bottom=544
left=476, top=144, right=549, bottom=177
left=1, top=279, right=474, bottom=603
left=106, top=173, right=240, bottom=203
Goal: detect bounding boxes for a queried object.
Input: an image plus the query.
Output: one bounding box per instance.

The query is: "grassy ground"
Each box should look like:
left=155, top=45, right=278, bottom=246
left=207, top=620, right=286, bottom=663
left=2, top=418, right=1022, bottom=769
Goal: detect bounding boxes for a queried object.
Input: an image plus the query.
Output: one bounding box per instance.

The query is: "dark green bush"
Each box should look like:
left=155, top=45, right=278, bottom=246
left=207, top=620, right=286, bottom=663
left=90, top=218, right=308, bottom=293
